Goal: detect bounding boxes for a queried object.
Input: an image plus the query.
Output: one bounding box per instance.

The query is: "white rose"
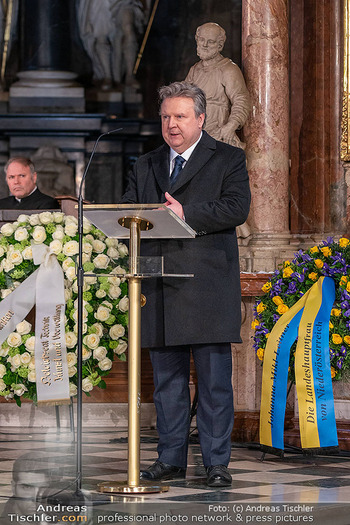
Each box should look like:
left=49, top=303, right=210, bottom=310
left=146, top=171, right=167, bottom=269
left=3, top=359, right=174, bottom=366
left=28, top=370, right=36, bottom=382
left=17, top=214, right=29, bottom=223
left=93, top=254, right=109, bottom=269
left=107, top=247, right=119, bottom=259
left=53, top=212, right=64, bottom=223
left=22, top=246, right=33, bottom=260
left=72, top=308, right=88, bottom=323
left=82, top=377, right=94, bottom=392
left=65, top=332, right=77, bottom=349
left=7, top=332, right=22, bottom=348
left=0, top=379, right=6, bottom=391
left=28, top=357, right=35, bottom=370
left=39, top=211, right=53, bottom=225
left=98, top=357, right=112, bottom=371
left=14, top=227, right=29, bottom=241
left=83, top=219, right=92, bottom=233
left=93, top=346, right=108, bottom=361
left=82, top=253, right=91, bottom=264
left=69, top=383, right=77, bottom=396
left=0, top=246, right=5, bottom=257
left=66, top=352, right=77, bottom=367
left=96, top=289, right=106, bottom=298
left=95, top=306, right=111, bottom=322
left=106, top=237, right=118, bottom=248
left=11, top=354, right=22, bottom=368
left=13, top=384, right=27, bottom=396
left=108, top=285, right=121, bottom=300
left=114, top=265, right=126, bottom=277
left=114, top=340, right=128, bottom=355
left=82, top=242, right=93, bottom=254
left=63, top=240, right=79, bottom=257
left=65, top=266, right=77, bottom=281
left=0, top=347, right=9, bottom=357
left=68, top=365, right=77, bottom=377
left=74, top=323, right=88, bottom=334
left=65, top=215, right=78, bottom=225
left=109, top=324, right=125, bottom=340
left=2, top=259, right=14, bottom=272
left=1, top=289, right=12, bottom=299
left=8, top=250, right=23, bottom=265
left=0, top=223, right=14, bottom=236
left=82, top=346, right=92, bottom=361
left=28, top=214, right=40, bottom=226
left=16, top=320, right=32, bottom=335
left=32, top=226, right=47, bottom=244
left=84, top=333, right=100, bottom=350
left=85, top=275, right=97, bottom=285
left=92, top=239, right=106, bottom=253
left=62, top=257, right=75, bottom=271
left=102, top=301, right=113, bottom=309
left=91, top=323, right=103, bottom=337
left=65, top=222, right=78, bottom=236
left=118, top=297, right=129, bottom=312
left=108, top=275, right=121, bottom=286
left=25, top=336, right=36, bottom=353
left=49, top=239, right=63, bottom=255
left=52, top=225, right=64, bottom=240
left=0, top=363, right=6, bottom=378
left=118, top=243, right=129, bottom=257
left=20, top=352, right=31, bottom=365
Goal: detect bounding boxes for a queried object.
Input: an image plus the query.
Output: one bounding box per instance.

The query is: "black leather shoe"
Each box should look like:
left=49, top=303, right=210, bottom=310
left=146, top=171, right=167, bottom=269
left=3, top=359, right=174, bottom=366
left=140, top=460, right=186, bottom=481
left=206, top=465, right=232, bottom=487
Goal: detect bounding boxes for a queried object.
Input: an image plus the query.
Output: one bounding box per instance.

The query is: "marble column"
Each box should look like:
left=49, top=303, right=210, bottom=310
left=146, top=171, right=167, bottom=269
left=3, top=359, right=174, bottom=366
left=9, top=0, right=84, bottom=112
left=242, top=0, right=290, bottom=247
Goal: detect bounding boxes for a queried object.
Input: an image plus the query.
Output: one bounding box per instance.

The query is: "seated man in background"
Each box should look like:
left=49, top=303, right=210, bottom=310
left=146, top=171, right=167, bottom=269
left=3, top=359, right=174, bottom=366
left=0, top=157, right=60, bottom=209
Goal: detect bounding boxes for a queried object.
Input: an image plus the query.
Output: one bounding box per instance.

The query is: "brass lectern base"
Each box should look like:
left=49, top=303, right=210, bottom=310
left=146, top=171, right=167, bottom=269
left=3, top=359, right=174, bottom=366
left=97, top=481, right=169, bottom=494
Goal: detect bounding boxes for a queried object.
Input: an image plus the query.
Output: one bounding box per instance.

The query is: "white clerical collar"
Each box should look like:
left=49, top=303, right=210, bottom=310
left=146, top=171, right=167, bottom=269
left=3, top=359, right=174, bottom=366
left=169, top=132, right=203, bottom=172
left=14, top=186, right=37, bottom=203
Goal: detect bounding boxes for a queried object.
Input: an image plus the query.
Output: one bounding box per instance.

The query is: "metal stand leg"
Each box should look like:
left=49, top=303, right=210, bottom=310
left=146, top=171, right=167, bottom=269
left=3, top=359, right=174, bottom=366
left=98, top=217, right=168, bottom=494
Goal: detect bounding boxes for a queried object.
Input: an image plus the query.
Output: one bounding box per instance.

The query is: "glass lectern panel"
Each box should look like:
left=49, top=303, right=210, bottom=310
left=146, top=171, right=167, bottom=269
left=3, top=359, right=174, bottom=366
left=83, top=204, right=196, bottom=239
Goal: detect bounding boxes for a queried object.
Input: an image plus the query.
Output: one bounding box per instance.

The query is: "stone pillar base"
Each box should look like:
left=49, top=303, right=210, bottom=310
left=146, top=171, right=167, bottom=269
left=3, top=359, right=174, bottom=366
left=9, top=71, right=85, bottom=113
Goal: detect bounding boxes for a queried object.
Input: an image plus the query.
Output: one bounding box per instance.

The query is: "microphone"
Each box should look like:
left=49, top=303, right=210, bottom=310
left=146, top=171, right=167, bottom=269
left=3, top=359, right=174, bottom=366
left=75, top=126, right=122, bottom=494
left=78, top=127, right=123, bottom=200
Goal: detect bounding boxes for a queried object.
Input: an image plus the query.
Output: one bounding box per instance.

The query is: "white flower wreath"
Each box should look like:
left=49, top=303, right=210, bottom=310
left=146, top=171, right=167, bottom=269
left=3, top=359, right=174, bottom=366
left=0, top=211, right=129, bottom=406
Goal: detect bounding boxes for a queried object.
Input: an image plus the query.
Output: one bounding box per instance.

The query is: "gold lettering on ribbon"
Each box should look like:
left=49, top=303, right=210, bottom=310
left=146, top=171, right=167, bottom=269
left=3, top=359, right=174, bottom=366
left=302, top=322, right=315, bottom=424
left=0, top=310, right=14, bottom=330
left=39, top=305, right=64, bottom=386
left=53, top=304, right=64, bottom=382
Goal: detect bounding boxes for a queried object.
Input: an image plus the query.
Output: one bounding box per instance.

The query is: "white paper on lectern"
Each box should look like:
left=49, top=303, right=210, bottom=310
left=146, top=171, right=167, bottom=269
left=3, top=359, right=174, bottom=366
left=83, top=204, right=196, bottom=239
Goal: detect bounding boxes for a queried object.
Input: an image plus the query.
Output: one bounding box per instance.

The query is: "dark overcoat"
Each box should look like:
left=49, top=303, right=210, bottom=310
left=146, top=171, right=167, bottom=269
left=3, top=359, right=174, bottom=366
left=122, top=131, right=251, bottom=348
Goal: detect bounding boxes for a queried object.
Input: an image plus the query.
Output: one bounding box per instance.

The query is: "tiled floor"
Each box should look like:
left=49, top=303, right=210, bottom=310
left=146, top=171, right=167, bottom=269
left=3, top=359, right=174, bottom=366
left=0, top=426, right=350, bottom=524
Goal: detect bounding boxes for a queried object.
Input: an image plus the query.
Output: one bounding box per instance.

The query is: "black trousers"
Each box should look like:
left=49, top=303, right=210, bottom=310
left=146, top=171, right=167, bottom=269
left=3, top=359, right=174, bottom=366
left=149, top=342, right=234, bottom=468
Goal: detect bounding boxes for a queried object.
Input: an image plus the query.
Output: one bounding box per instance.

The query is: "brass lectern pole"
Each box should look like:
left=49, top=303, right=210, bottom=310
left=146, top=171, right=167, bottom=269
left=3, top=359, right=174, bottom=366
left=98, top=216, right=168, bottom=494
left=128, top=218, right=141, bottom=486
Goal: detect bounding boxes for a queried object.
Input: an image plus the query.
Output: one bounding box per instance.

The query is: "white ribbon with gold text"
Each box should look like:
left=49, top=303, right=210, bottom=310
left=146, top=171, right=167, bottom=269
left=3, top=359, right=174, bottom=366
left=32, top=244, right=70, bottom=405
left=0, top=244, right=70, bottom=405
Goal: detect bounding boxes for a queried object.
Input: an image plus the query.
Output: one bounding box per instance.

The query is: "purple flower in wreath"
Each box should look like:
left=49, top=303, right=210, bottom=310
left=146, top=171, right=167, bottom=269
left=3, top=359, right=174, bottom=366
left=340, top=346, right=347, bottom=356
left=273, top=314, right=281, bottom=323
left=293, top=272, right=305, bottom=283
left=286, top=281, right=298, bottom=295
left=337, top=357, right=344, bottom=369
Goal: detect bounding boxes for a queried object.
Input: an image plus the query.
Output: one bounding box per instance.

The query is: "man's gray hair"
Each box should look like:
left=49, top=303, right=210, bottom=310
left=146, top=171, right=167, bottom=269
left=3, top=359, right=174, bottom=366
left=4, top=157, right=35, bottom=176
left=158, top=81, right=206, bottom=119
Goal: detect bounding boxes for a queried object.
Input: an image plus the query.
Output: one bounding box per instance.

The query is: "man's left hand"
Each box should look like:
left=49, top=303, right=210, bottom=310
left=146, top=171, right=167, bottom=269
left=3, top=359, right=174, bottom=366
left=164, top=192, right=184, bottom=220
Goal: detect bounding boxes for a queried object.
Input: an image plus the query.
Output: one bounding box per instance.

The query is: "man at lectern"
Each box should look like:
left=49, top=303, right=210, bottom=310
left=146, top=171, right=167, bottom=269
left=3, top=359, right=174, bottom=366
left=122, top=81, right=251, bottom=487
left=0, top=157, right=60, bottom=209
